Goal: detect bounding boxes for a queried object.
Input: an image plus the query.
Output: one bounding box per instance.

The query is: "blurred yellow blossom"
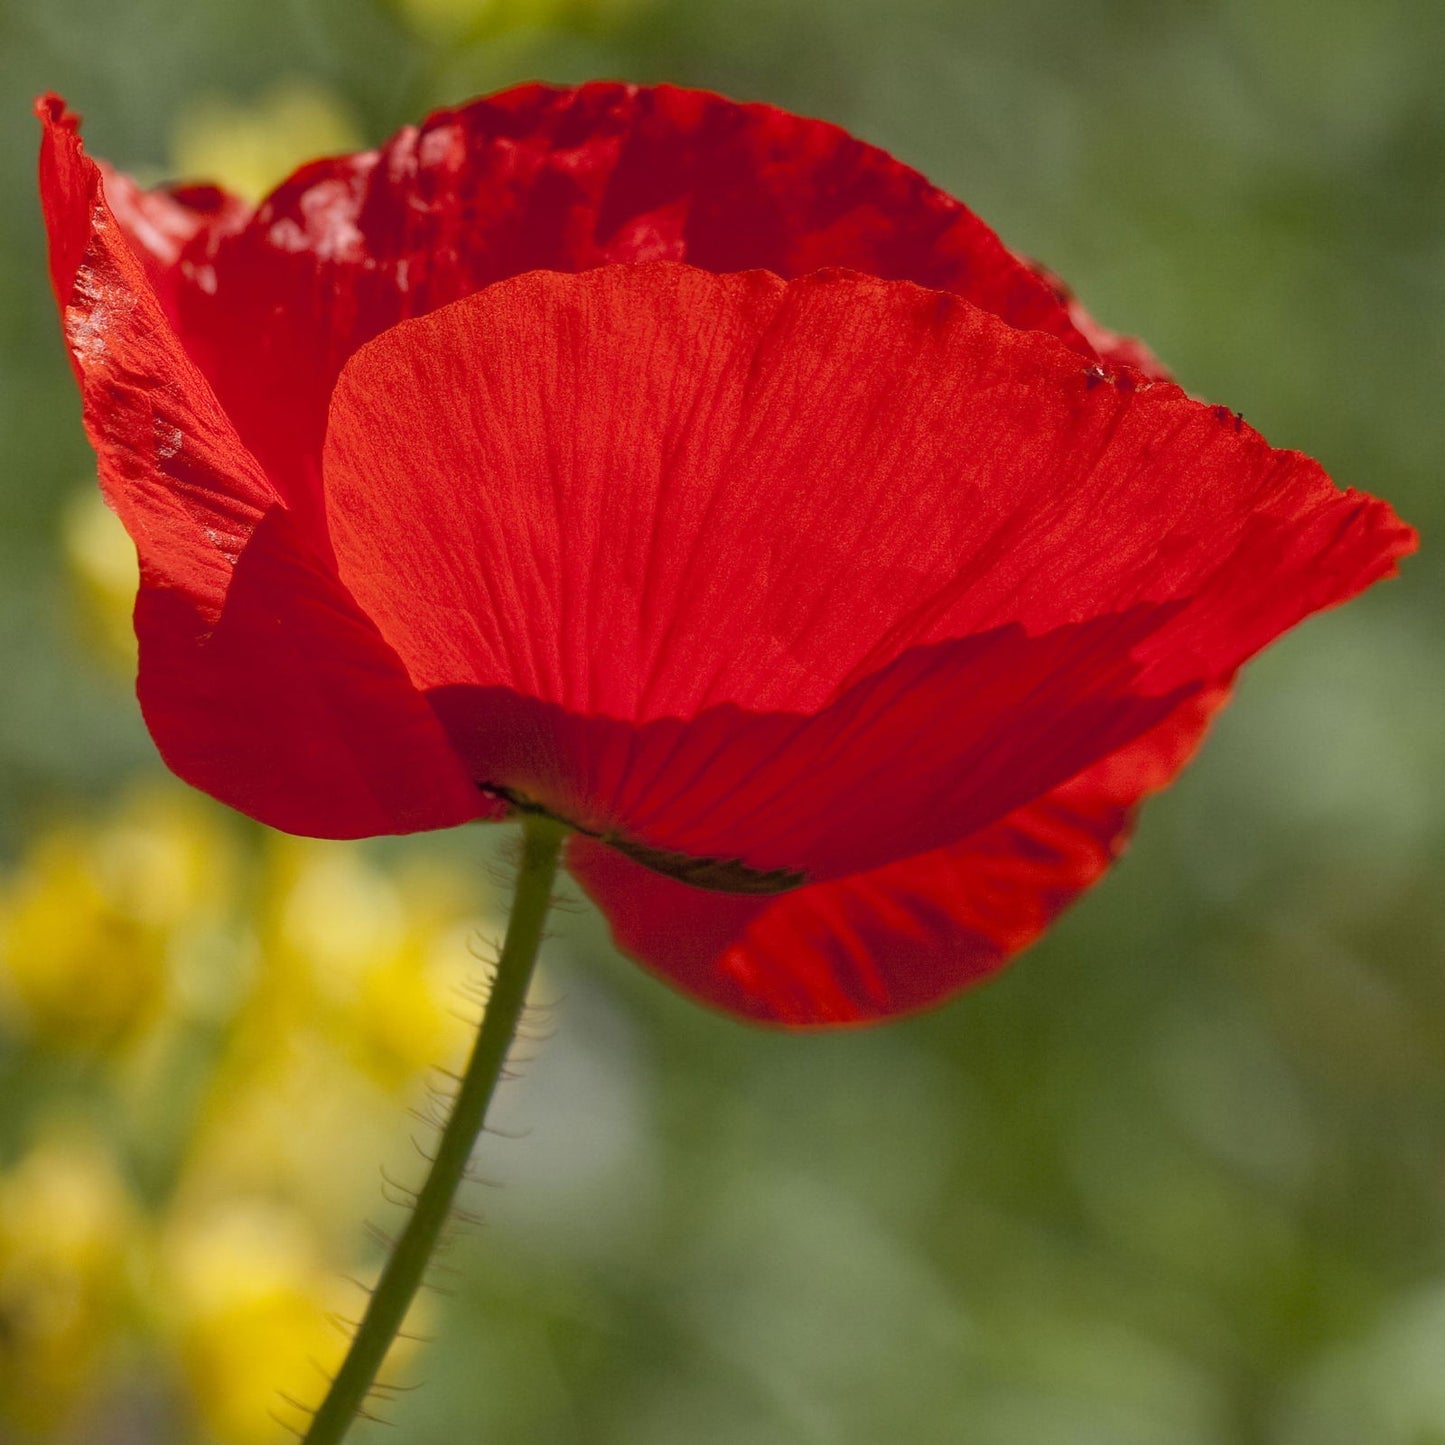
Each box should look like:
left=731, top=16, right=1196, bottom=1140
left=391, top=0, right=646, bottom=42
left=174, top=1031, right=403, bottom=1238
left=0, top=789, right=236, bottom=1054
left=169, top=838, right=501, bottom=1242
left=162, top=1199, right=356, bottom=1443
left=0, top=762, right=502, bottom=1435
left=352, top=911, right=491, bottom=1087
left=0, top=1129, right=138, bottom=1431
left=171, top=81, right=362, bottom=204
left=61, top=487, right=137, bottom=672
left=258, top=838, right=493, bottom=1091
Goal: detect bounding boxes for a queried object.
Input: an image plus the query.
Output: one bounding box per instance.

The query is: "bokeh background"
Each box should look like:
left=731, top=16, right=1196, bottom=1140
left=2, top=1, right=1442, bottom=1441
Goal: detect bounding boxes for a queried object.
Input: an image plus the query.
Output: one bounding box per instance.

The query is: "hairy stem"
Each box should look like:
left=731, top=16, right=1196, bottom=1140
left=301, top=813, right=567, bottom=1445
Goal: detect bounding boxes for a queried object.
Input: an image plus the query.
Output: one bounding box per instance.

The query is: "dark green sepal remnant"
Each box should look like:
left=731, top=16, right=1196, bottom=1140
left=483, top=784, right=806, bottom=895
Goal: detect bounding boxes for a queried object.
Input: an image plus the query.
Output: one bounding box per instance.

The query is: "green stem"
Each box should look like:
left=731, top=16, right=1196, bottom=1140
left=301, top=813, right=567, bottom=1445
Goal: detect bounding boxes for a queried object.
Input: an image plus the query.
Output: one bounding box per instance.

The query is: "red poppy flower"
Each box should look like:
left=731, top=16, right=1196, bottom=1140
left=37, top=84, right=1413, bottom=1027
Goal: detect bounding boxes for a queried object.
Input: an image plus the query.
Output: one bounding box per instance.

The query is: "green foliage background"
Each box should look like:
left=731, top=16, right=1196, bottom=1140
left=1, top=0, right=1442, bottom=1441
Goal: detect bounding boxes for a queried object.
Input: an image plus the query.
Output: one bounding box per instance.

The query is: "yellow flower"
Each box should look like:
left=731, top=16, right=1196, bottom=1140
left=391, top=0, right=646, bottom=41
left=0, top=1129, right=138, bottom=1431
left=172, top=837, right=502, bottom=1242
left=0, top=788, right=485, bottom=1436
left=0, top=789, right=236, bottom=1054
left=175, top=1028, right=407, bottom=1244
left=163, top=1200, right=357, bottom=1443
left=171, top=81, right=362, bottom=204
left=260, top=839, right=493, bottom=1091
left=61, top=486, right=137, bottom=671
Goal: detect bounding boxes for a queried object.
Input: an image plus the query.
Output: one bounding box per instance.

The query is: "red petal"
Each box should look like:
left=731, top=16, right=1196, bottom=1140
left=324, top=264, right=1412, bottom=880
left=568, top=688, right=1228, bottom=1026
left=153, top=82, right=1094, bottom=524
left=35, top=95, right=487, bottom=838
left=98, top=166, right=250, bottom=321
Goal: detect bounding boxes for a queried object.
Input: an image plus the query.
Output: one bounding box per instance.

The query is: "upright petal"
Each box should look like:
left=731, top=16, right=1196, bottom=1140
left=35, top=96, right=487, bottom=838
left=154, top=82, right=1096, bottom=521
left=97, top=168, right=250, bottom=321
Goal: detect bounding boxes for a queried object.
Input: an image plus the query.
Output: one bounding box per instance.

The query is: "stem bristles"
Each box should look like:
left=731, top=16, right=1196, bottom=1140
left=297, top=815, right=567, bottom=1444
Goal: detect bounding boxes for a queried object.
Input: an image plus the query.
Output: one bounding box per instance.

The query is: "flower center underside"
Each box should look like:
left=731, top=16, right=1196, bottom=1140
left=482, top=784, right=806, bottom=895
